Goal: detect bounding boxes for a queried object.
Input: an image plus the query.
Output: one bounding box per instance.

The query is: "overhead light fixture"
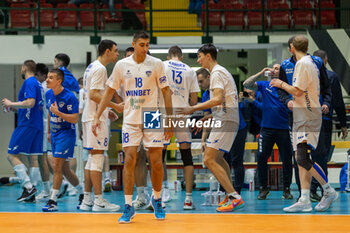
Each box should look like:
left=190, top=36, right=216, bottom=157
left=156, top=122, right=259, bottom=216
left=149, top=49, right=199, bottom=54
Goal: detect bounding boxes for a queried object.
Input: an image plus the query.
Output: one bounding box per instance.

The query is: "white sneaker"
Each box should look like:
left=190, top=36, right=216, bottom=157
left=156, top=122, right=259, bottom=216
left=315, top=190, right=338, bottom=212
left=68, top=187, right=78, bottom=196
left=283, top=200, right=312, bottom=213
left=183, top=199, right=195, bottom=210
left=162, top=187, right=171, bottom=203
left=92, top=198, right=120, bottom=212
left=132, top=195, right=148, bottom=209
left=80, top=199, right=93, bottom=211
left=36, top=191, right=50, bottom=201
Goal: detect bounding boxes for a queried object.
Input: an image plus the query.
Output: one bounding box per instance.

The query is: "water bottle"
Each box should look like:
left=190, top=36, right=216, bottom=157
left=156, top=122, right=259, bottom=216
left=209, top=176, right=216, bottom=192
left=249, top=179, right=255, bottom=192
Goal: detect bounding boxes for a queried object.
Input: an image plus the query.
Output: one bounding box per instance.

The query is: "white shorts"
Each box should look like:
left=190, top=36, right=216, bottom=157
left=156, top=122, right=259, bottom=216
left=83, top=120, right=109, bottom=151
left=122, top=123, right=163, bottom=148
left=206, top=121, right=238, bottom=153
left=292, top=119, right=321, bottom=151
left=163, top=126, right=192, bottom=145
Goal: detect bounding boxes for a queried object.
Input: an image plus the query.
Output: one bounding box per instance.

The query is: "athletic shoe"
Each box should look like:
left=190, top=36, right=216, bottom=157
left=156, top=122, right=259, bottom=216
left=310, top=192, right=322, bottom=202
left=257, top=187, right=270, bottom=200
left=283, top=201, right=312, bottom=213
left=132, top=195, right=148, bottom=209
left=103, top=181, right=112, bottom=192
left=315, top=190, right=338, bottom=212
left=216, top=197, right=244, bottom=212
left=17, top=187, right=37, bottom=202
left=162, top=187, right=171, bottom=203
left=183, top=199, right=195, bottom=210
left=36, top=191, right=50, bottom=201
left=42, top=199, right=58, bottom=212
left=76, top=194, right=84, bottom=209
left=80, top=199, right=93, bottom=211
left=92, top=198, right=120, bottom=212
left=67, top=186, right=78, bottom=196
left=118, top=204, right=136, bottom=224
left=24, top=195, right=36, bottom=203
left=282, top=187, right=293, bottom=200
left=57, top=182, right=69, bottom=199
left=218, top=196, right=229, bottom=206
left=0, top=177, right=10, bottom=185
left=151, top=196, right=165, bottom=220
left=146, top=199, right=166, bottom=210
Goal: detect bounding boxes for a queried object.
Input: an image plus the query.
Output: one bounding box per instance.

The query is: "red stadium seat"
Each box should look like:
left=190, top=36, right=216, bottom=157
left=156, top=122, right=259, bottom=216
left=315, top=2, right=336, bottom=27
left=34, top=3, right=55, bottom=28
left=201, top=1, right=222, bottom=30
left=292, top=1, right=314, bottom=28
left=56, top=3, right=78, bottom=28
left=10, top=3, right=32, bottom=28
left=102, top=4, right=122, bottom=23
left=79, top=3, right=101, bottom=29
left=223, top=2, right=245, bottom=29
left=269, top=3, right=291, bottom=28
left=245, top=1, right=268, bottom=28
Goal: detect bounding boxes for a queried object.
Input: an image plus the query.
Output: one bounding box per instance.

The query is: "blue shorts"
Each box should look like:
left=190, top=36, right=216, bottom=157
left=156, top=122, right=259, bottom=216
left=51, top=136, right=76, bottom=159
left=8, top=127, right=43, bottom=155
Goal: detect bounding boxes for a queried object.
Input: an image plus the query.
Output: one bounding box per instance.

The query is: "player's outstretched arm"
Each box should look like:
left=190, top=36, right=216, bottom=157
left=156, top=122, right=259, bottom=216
left=2, top=98, right=35, bottom=109
left=270, top=79, right=303, bottom=97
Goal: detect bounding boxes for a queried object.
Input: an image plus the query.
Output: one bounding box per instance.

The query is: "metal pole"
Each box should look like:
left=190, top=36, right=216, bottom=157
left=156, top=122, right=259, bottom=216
left=37, top=0, right=41, bottom=36
left=318, top=0, right=321, bottom=29
left=94, top=0, right=98, bottom=37
left=150, top=0, right=153, bottom=37
left=261, top=0, right=265, bottom=37
left=205, top=0, right=209, bottom=38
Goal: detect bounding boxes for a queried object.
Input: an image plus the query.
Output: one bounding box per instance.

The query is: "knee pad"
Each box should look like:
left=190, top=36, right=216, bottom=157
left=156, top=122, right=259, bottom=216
left=296, top=143, right=314, bottom=171
left=180, top=149, right=193, bottom=167
left=90, top=154, right=104, bottom=172
left=85, top=155, right=92, bottom=170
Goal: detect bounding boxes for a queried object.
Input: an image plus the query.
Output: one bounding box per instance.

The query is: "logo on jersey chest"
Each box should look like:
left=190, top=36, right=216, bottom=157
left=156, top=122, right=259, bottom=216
left=59, top=102, right=65, bottom=108
left=125, top=70, right=132, bottom=78
left=146, top=71, right=152, bottom=77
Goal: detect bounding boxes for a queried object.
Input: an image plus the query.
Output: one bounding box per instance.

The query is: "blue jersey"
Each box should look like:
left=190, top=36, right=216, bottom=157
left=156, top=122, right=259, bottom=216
left=202, top=89, right=211, bottom=113
left=46, top=88, right=79, bottom=138
left=17, top=76, right=44, bottom=131
left=257, top=81, right=289, bottom=129
left=60, top=66, right=80, bottom=93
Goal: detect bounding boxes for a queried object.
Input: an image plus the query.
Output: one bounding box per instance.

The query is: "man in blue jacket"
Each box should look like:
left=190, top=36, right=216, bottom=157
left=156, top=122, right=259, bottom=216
left=309, top=50, right=348, bottom=201
left=54, top=53, right=80, bottom=94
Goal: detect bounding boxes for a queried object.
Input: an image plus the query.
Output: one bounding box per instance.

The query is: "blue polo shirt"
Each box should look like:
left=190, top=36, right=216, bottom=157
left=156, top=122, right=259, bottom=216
left=257, top=81, right=289, bottom=129
left=17, top=76, right=44, bottom=131
left=46, top=88, right=78, bottom=139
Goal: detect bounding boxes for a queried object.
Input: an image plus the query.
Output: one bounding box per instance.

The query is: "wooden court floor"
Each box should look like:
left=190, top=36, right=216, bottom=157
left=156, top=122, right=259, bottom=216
left=1, top=212, right=349, bottom=233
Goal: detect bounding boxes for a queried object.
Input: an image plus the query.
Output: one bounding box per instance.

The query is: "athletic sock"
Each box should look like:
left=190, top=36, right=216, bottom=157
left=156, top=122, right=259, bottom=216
left=84, top=192, right=92, bottom=203
left=94, top=195, right=103, bottom=202
left=153, top=190, right=161, bottom=200
left=14, top=164, right=32, bottom=189
left=103, top=171, right=111, bottom=182
left=228, top=192, right=241, bottom=200
left=9, top=176, right=21, bottom=184
left=43, top=181, right=51, bottom=193
left=51, top=189, right=59, bottom=202
left=322, top=183, right=334, bottom=194
left=74, top=184, right=83, bottom=194
left=125, top=195, right=133, bottom=205
left=29, top=167, right=41, bottom=186
left=300, top=189, right=310, bottom=203
left=185, top=193, right=192, bottom=201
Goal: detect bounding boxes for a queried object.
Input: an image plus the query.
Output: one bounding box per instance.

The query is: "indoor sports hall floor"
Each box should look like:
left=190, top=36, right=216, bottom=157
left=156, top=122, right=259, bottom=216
left=0, top=185, right=349, bottom=233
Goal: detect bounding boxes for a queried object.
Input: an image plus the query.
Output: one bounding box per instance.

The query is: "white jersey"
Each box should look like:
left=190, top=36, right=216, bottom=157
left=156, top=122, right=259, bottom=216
left=79, top=88, right=85, bottom=111
left=107, top=55, right=170, bottom=124
left=82, top=60, right=109, bottom=122
left=292, top=55, right=321, bottom=122
left=163, top=60, right=200, bottom=108
left=209, top=64, right=239, bottom=123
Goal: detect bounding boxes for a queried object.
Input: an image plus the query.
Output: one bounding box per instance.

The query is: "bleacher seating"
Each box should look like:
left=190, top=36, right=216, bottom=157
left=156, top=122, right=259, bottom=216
left=269, top=2, right=291, bottom=28
left=123, top=0, right=146, bottom=29
left=79, top=3, right=101, bottom=29
left=201, top=0, right=222, bottom=30
left=245, top=0, right=268, bottom=29
left=10, top=3, right=32, bottom=28
left=223, top=2, right=245, bottom=30
left=292, top=1, right=314, bottom=28
left=34, top=3, right=55, bottom=28
left=315, top=1, right=337, bottom=28
left=56, top=3, right=78, bottom=28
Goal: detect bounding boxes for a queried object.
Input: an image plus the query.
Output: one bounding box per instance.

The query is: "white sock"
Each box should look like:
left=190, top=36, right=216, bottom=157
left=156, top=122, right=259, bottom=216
left=43, top=181, right=51, bottom=193
left=29, top=167, right=42, bottom=186
left=228, top=192, right=241, bottom=200
left=185, top=193, right=192, bottom=201
left=94, top=195, right=103, bottom=202
left=300, top=189, right=310, bottom=203
left=51, top=189, right=59, bottom=201
left=125, top=195, right=133, bottom=205
left=74, top=184, right=83, bottom=194
left=153, top=190, right=161, bottom=199
left=103, top=171, right=111, bottom=181
left=136, top=186, right=145, bottom=198
left=163, top=181, right=169, bottom=188
left=84, top=192, right=92, bottom=203
left=14, top=164, right=32, bottom=189
left=322, top=183, right=333, bottom=194
left=9, top=177, right=21, bottom=184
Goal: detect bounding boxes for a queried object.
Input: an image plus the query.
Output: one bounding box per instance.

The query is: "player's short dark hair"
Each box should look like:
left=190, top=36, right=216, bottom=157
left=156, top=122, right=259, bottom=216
left=313, top=50, right=327, bottom=60
left=133, top=31, right=149, bottom=43
left=288, top=36, right=295, bottom=49
left=125, top=47, right=134, bottom=53
left=23, top=60, right=36, bottom=73
left=78, top=77, right=83, bottom=85
left=55, top=53, right=70, bottom=67
left=50, top=68, right=65, bottom=84
left=196, top=68, right=210, bottom=78
left=168, top=46, right=182, bottom=58
left=36, top=63, right=48, bottom=76
left=98, top=40, right=117, bottom=57
left=198, top=43, right=217, bottom=61
left=292, top=35, right=308, bottom=53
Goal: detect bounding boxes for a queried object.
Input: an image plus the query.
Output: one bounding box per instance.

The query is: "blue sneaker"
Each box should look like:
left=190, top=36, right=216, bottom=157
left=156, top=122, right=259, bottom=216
left=118, top=204, right=136, bottom=224
left=151, top=196, right=165, bottom=220
left=42, top=199, right=58, bottom=212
